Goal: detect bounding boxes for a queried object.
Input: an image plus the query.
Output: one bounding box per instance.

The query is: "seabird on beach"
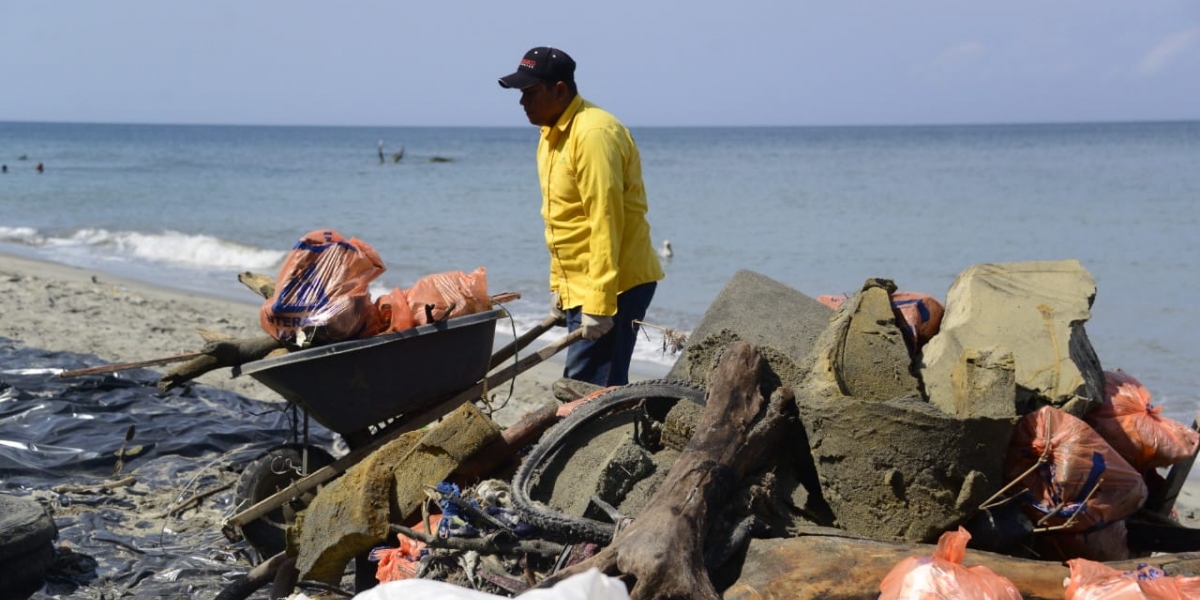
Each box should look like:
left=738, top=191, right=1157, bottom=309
left=658, top=239, right=673, bottom=260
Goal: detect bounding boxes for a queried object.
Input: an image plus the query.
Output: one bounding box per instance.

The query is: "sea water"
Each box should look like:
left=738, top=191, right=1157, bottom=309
left=1, top=120, right=1198, bottom=425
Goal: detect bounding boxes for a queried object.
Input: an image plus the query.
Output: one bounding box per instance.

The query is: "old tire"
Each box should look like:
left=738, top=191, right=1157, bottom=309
left=0, top=494, right=58, bottom=598
left=234, top=444, right=335, bottom=559
left=511, top=379, right=708, bottom=543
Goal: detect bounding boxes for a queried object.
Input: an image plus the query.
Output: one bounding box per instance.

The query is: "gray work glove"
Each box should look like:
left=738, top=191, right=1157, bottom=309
left=551, top=291, right=566, bottom=325
left=580, top=313, right=614, bottom=340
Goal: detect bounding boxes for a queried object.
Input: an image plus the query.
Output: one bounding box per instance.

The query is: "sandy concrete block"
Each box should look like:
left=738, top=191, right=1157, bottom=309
left=593, top=435, right=657, bottom=515
left=294, top=403, right=501, bottom=583
left=667, top=269, right=831, bottom=391
left=835, top=284, right=922, bottom=402
left=393, top=403, right=502, bottom=521
left=920, top=260, right=1104, bottom=417
left=662, top=397, right=703, bottom=451
left=802, top=280, right=921, bottom=402
left=796, top=393, right=1014, bottom=543
left=293, top=428, right=424, bottom=583
left=939, top=346, right=1019, bottom=419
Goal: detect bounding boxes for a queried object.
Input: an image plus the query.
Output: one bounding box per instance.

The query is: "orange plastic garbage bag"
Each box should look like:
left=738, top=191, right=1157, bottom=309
left=1085, top=370, right=1199, bottom=472
left=372, top=514, right=444, bottom=583
left=816, top=290, right=944, bottom=349
left=375, top=287, right=417, bottom=333
left=260, top=229, right=385, bottom=347
left=406, top=267, right=490, bottom=326
left=1064, top=558, right=1200, bottom=599
left=890, top=291, right=945, bottom=348
left=816, top=294, right=844, bottom=310
left=878, top=527, right=1021, bottom=600
left=1004, top=406, right=1147, bottom=533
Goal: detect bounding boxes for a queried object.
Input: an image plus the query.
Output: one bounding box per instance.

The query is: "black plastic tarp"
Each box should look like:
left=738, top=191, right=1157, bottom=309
left=0, top=337, right=339, bottom=599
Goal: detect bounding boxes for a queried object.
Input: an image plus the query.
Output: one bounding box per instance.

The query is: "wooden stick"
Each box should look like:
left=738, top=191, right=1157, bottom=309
left=51, top=475, right=136, bottom=494
left=1033, top=476, right=1105, bottom=532
left=977, top=439, right=1052, bottom=510
left=489, top=291, right=521, bottom=304
left=390, top=523, right=564, bottom=556
left=213, top=551, right=288, bottom=600
left=168, top=480, right=236, bottom=517
left=59, top=352, right=205, bottom=378
left=158, top=334, right=284, bottom=393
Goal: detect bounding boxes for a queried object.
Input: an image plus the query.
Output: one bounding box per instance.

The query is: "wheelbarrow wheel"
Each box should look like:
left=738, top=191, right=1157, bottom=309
left=0, top=494, right=58, bottom=598
left=234, top=444, right=335, bottom=559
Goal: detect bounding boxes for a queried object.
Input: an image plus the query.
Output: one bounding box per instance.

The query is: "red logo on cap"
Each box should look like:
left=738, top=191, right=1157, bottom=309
left=521, top=58, right=537, bottom=69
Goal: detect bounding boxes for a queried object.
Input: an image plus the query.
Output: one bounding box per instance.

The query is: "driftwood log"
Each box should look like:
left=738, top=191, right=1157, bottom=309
left=238, top=271, right=276, bottom=299
left=537, top=341, right=794, bottom=600
left=724, top=528, right=1200, bottom=599
left=156, top=333, right=283, bottom=393
left=146, top=273, right=282, bottom=393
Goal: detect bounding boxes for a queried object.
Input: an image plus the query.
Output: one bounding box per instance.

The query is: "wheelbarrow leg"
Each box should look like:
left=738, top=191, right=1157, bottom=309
left=354, top=553, right=376, bottom=593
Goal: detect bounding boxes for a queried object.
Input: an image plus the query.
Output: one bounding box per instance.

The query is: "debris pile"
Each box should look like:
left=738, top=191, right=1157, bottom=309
left=17, top=256, right=1196, bottom=599
left=224, top=260, right=1200, bottom=600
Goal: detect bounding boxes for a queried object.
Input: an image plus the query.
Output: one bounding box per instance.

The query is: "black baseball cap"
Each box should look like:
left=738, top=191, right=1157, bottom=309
left=498, top=47, right=576, bottom=89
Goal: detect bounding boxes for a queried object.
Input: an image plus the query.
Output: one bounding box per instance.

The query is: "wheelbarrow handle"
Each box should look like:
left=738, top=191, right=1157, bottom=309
left=489, top=314, right=562, bottom=370
left=486, top=327, right=582, bottom=389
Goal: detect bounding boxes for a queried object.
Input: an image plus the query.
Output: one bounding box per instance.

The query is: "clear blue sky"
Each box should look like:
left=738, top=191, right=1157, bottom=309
left=3, top=1, right=1197, bottom=127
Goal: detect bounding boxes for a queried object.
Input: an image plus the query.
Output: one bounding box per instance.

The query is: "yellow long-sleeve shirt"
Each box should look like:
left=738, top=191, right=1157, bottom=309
left=538, top=95, right=664, bottom=316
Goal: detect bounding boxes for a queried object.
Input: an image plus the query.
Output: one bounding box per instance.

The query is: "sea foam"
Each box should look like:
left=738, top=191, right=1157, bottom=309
left=0, top=226, right=45, bottom=246
left=32, top=227, right=287, bottom=271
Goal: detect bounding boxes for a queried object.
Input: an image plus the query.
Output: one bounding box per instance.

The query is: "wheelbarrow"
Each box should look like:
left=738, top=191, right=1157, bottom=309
left=222, top=308, right=579, bottom=557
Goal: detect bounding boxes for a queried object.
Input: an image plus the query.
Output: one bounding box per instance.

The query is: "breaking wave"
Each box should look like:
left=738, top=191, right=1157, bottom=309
left=1, top=226, right=286, bottom=272
left=0, top=226, right=45, bottom=246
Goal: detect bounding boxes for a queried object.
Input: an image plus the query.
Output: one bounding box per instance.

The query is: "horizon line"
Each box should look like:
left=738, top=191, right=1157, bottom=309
left=3, top=117, right=1199, bottom=130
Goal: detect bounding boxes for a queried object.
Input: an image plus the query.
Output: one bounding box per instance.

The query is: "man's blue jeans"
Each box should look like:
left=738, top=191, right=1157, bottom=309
left=563, top=281, right=657, bottom=386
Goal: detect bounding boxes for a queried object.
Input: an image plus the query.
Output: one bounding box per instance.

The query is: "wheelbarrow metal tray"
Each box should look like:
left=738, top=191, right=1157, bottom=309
left=239, top=309, right=502, bottom=436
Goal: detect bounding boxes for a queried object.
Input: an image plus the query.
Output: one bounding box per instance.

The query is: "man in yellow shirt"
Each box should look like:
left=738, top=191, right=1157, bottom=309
left=499, top=46, right=664, bottom=386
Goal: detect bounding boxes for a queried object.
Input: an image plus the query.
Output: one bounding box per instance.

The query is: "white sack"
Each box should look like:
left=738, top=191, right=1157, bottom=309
left=342, top=567, right=630, bottom=600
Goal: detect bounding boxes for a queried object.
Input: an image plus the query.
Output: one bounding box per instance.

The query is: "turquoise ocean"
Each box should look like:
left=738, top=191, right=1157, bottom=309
left=2, top=120, right=1198, bottom=426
